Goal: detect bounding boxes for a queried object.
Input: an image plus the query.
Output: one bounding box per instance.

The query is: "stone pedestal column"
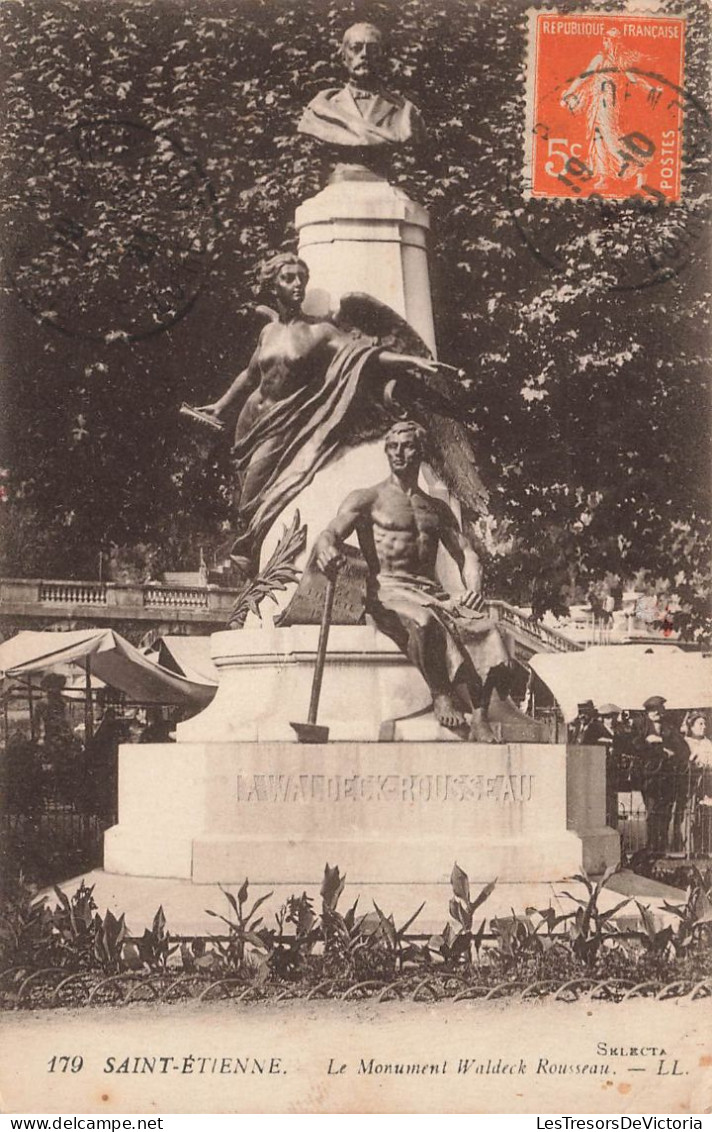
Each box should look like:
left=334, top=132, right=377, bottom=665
left=296, top=178, right=436, bottom=354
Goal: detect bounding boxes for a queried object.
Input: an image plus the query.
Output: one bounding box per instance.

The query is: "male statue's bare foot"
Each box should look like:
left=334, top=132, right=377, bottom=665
left=433, top=693, right=466, bottom=730
left=468, top=706, right=498, bottom=743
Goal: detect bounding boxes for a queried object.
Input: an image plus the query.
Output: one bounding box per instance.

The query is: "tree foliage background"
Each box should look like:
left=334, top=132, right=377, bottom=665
left=0, top=0, right=709, bottom=637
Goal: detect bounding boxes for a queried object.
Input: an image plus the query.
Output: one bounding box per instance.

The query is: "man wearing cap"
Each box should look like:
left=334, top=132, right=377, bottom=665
left=569, top=700, right=607, bottom=745
left=35, top=672, right=77, bottom=804
left=634, top=695, right=690, bottom=853
left=35, top=673, right=73, bottom=750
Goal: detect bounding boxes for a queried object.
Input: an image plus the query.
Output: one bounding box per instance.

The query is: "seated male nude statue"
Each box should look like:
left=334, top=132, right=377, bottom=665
left=314, top=421, right=512, bottom=742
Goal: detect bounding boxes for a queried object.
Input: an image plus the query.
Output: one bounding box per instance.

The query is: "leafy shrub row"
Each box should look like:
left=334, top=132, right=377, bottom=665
left=2, top=864, right=712, bottom=999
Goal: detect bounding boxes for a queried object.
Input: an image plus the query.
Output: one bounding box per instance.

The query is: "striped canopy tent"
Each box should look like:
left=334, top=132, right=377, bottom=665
left=530, top=645, right=712, bottom=723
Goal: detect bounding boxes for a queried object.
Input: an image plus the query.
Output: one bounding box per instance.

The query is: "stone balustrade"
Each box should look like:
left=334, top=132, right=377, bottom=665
left=0, top=578, right=594, bottom=653
left=0, top=577, right=235, bottom=624
left=39, top=580, right=108, bottom=605
left=486, top=600, right=583, bottom=655
left=144, top=586, right=210, bottom=609
left=0, top=575, right=624, bottom=656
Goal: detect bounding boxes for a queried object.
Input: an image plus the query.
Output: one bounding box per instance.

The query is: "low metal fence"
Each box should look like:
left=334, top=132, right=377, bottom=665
left=1, top=807, right=109, bottom=886
left=611, top=763, right=712, bottom=859
left=3, top=808, right=109, bottom=843
left=1, top=967, right=711, bottom=1010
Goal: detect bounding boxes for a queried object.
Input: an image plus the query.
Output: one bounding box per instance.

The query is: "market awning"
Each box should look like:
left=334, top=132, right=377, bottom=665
left=0, top=629, right=216, bottom=708
left=146, top=635, right=219, bottom=687
left=530, top=645, right=712, bottom=722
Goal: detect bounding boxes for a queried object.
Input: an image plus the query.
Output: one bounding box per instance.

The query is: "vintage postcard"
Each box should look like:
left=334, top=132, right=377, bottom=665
left=0, top=0, right=710, bottom=1117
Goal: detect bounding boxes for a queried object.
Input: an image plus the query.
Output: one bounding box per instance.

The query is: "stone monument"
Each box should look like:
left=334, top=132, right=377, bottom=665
left=103, top=22, right=620, bottom=901
left=296, top=23, right=433, bottom=346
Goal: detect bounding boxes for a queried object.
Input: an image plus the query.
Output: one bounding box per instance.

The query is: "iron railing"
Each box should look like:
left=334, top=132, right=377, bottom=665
left=612, top=764, right=712, bottom=859
left=1, top=967, right=710, bottom=1010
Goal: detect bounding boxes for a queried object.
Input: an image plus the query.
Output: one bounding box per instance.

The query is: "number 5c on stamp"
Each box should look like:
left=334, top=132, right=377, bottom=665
left=524, top=10, right=685, bottom=201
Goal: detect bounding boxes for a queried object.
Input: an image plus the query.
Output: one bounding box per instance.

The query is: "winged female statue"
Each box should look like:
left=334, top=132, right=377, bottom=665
left=197, top=252, right=488, bottom=573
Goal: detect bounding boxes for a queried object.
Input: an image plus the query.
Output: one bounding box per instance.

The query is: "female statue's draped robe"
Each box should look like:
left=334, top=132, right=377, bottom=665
left=231, top=338, right=382, bottom=562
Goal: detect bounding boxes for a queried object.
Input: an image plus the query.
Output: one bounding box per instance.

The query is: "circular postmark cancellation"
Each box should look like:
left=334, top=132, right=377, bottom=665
left=513, top=11, right=712, bottom=290
left=3, top=118, right=220, bottom=341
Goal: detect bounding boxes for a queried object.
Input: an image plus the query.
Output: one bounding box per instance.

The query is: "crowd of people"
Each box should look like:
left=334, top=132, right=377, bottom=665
left=568, top=695, right=712, bottom=855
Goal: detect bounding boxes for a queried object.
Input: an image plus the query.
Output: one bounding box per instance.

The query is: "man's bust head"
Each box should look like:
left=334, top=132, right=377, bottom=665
left=340, top=23, right=385, bottom=90
left=297, top=22, right=425, bottom=151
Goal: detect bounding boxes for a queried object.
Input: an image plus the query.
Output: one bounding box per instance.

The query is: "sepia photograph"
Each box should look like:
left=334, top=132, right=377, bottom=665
left=0, top=0, right=710, bottom=1116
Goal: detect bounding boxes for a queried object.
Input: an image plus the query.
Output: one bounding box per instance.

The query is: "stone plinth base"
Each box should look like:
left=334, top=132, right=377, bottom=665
left=104, top=741, right=620, bottom=886
left=176, top=626, right=431, bottom=743
left=176, top=626, right=540, bottom=744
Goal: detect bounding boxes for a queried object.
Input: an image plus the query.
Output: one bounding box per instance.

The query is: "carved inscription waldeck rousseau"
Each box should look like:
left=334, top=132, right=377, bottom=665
left=236, top=773, right=535, bottom=804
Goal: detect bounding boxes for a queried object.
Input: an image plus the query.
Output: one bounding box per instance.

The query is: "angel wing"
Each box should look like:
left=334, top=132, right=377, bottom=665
left=331, top=292, right=490, bottom=517
left=332, top=291, right=432, bottom=357
left=425, top=413, right=490, bottom=519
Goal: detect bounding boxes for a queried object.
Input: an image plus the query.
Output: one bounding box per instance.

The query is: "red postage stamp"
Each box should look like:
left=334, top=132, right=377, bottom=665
left=524, top=11, right=686, bottom=201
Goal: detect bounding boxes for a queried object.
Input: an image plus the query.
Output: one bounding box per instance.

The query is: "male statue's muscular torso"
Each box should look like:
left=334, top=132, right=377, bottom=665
left=354, top=481, right=453, bottom=582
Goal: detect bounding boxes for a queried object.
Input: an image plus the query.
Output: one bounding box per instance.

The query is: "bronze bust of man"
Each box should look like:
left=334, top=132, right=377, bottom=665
left=298, top=23, right=425, bottom=153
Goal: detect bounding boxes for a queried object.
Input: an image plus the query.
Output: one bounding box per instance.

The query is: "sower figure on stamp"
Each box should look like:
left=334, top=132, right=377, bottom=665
left=314, top=421, right=513, bottom=742
left=560, top=29, right=662, bottom=190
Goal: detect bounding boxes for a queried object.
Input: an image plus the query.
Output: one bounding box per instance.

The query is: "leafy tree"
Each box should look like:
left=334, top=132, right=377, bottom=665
left=0, top=0, right=709, bottom=639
